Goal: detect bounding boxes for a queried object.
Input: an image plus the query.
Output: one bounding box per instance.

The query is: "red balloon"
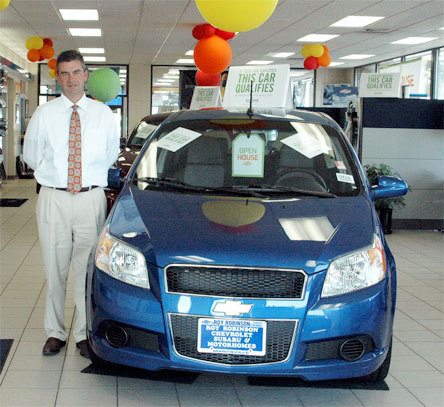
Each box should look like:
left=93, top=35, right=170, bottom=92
left=43, top=38, right=53, bottom=47
left=194, top=35, right=232, bottom=75
left=214, top=28, right=236, bottom=41
left=27, top=49, right=40, bottom=62
left=195, top=70, right=222, bottom=86
left=192, top=23, right=216, bottom=40
left=303, top=56, right=319, bottom=70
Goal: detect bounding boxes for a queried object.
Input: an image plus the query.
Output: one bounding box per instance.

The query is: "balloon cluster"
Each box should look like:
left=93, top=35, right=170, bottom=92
left=192, top=23, right=235, bottom=86
left=25, top=36, right=58, bottom=78
left=301, top=44, right=331, bottom=70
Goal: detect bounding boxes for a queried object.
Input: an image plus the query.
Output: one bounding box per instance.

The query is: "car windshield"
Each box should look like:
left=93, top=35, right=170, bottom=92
left=132, top=115, right=362, bottom=197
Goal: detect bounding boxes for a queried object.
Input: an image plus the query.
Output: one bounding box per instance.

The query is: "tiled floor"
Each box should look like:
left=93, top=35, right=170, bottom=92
left=0, top=178, right=443, bottom=407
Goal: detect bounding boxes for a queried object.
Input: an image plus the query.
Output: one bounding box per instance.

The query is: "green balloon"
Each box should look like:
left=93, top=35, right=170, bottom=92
left=87, top=68, right=120, bottom=102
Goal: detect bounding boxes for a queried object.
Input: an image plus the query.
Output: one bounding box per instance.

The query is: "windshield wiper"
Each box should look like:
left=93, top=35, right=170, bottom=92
left=238, top=184, right=337, bottom=198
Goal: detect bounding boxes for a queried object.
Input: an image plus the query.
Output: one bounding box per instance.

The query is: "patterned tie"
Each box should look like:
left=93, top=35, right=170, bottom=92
left=67, top=105, right=82, bottom=193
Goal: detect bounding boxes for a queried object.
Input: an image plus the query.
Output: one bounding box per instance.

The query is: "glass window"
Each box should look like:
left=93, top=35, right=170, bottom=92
left=290, top=69, right=314, bottom=107
left=378, top=58, right=402, bottom=73
left=435, top=48, right=444, bottom=99
left=403, top=51, right=432, bottom=99
left=355, top=64, right=376, bottom=86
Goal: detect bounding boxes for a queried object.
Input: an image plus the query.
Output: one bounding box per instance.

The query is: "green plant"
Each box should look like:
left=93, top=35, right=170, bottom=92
left=364, top=163, right=408, bottom=210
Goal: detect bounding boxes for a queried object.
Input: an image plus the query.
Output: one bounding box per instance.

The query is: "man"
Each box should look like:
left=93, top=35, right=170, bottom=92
left=23, top=50, right=119, bottom=358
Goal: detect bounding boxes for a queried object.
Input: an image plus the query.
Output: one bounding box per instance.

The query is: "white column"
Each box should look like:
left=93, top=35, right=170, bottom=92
left=128, top=64, right=151, bottom=133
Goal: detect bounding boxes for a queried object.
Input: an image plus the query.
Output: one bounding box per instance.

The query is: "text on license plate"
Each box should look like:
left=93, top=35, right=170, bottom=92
left=197, top=318, right=267, bottom=356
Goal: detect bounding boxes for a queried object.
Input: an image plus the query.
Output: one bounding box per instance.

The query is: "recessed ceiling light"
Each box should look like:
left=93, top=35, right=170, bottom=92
left=340, top=54, right=374, bottom=60
left=83, top=56, right=106, bottom=62
left=175, top=59, right=194, bottom=64
left=163, top=75, right=179, bottom=79
left=268, top=52, right=295, bottom=58
left=157, top=79, right=175, bottom=83
left=78, top=48, right=105, bottom=54
left=59, top=9, right=99, bottom=21
left=69, top=28, right=102, bottom=37
left=328, top=62, right=345, bottom=66
left=168, top=69, right=180, bottom=75
left=391, top=37, right=438, bottom=45
left=185, top=50, right=194, bottom=56
left=439, top=27, right=444, bottom=30
left=246, top=60, right=274, bottom=65
left=330, top=16, right=384, bottom=27
left=297, top=34, right=339, bottom=42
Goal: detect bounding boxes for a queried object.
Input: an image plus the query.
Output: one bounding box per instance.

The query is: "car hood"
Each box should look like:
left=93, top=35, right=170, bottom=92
left=109, top=186, right=376, bottom=274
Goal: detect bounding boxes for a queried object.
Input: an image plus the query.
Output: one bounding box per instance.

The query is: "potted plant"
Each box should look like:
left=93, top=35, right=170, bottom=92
left=364, top=163, right=408, bottom=234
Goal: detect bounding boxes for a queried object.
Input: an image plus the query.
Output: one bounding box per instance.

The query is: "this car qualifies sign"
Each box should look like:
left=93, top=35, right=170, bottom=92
left=197, top=318, right=267, bottom=356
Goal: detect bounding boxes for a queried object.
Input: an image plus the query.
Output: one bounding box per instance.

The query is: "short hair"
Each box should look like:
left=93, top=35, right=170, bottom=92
left=56, top=50, right=86, bottom=72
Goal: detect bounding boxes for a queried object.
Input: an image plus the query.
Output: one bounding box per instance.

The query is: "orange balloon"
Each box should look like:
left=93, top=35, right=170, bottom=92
left=48, top=58, right=57, bottom=70
left=27, top=49, right=41, bottom=62
left=194, top=35, right=232, bottom=75
left=318, top=54, right=331, bottom=67
left=322, top=45, right=330, bottom=56
left=40, top=45, right=54, bottom=59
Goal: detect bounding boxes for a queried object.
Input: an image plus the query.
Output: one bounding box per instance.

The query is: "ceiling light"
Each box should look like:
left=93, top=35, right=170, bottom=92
left=168, top=69, right=180, bottom=75
left=246, top=60, right=274, bottom=65
left=175, top=59, right=194, bottom=64
left=157, top=79, right=175, bottom=83
left=297, top=34, right=339, bottom=42
left=328, top=62, right=345, bottom=66
left=391, top=37, right=438, bottom=45
left=78, top=48, right=105, bottom=54
left=83, top=56, right=106, bottom=62
left=340, top=54, right=374, bottom=60
left=69, top=28, right=102, bottom=37
left=59, top=9, right=99, bottom=21
left=163, top=75, right=179, bottom=79
left=185, top=50, right=194, bottom=56
left=268, top=52, right=295, bottom=58
left=330, top=16, right=384, bottom=27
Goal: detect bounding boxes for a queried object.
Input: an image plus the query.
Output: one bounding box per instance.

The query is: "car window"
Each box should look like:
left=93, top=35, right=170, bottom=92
left=127, top=122, right=159, bottom=148
left=133, top=117, right=361, bottom=197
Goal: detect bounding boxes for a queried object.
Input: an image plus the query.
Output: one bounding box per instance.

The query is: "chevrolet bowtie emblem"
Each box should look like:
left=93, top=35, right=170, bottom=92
left=211, top=300, right=253, bottom=316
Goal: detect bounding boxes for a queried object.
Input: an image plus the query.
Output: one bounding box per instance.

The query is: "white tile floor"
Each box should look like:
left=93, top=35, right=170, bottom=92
left=0, top=178, right=443, bottom=407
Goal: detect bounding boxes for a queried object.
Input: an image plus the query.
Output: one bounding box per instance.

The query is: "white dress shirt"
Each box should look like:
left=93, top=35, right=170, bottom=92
left=24, top=93, right=119, bottom=188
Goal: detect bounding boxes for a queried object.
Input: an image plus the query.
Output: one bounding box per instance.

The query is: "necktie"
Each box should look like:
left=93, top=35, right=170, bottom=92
left=67, top=105, right=82, bottom=193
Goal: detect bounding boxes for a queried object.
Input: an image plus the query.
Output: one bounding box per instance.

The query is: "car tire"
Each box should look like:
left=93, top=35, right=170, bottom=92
left=361, top=339, right=392, bottom=382
left=87, top=338, right=111, bottom=368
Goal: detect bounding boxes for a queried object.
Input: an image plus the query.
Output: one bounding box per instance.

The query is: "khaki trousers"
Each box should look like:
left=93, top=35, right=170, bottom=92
left=36, top=186, right=106, bottom=343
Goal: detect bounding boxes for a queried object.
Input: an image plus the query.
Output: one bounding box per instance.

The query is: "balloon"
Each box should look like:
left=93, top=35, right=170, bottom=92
left=194, top=35, right=232, bottom=75
left=48, top=69, right=56, bottom=79
left=318, top=54, right=331, bottom=67
left=309, top=44, right=324, bottom=58
left=87, top=68, right=121, bottom=102
left=0, top=0, right=10, bottom=12
left=25, top=36, right=44, bottom=50
left=40, top=45, right=55, bottom=59
left=43, top=38, right=53, bottom=47
left=195, top=0, right=278, bottom=32
left=195, top=70, right=222, bottom=86
left=192, top=23, right=215, bottom=40
left=322, top=45, right=329, bottom=56
left=48, top=58, right=57, bottom=70
left=27, top=49, right=41, bottom=62
left=214, top=28, right=236, bottom=41
left=38, top=54, right=45, bottom=61
left=301, top=44, right=312, bottom=58
left=303, top=56, right=319, bottom=70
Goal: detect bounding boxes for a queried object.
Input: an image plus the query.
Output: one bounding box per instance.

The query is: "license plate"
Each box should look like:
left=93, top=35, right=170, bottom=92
left=197, top=318, right=267, bottom=356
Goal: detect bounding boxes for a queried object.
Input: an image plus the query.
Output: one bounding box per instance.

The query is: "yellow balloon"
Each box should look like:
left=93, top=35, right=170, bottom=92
left=301, top=44, right=312, bottom=58
left=26, top=36, right=43, bottom=50
left=195, top=0, right=278, bottom=32
left=0, top=0, right=10, bottom=12
left=310, top=44, right=324, bottom=58
left=48, top=69, right=56, bottom=79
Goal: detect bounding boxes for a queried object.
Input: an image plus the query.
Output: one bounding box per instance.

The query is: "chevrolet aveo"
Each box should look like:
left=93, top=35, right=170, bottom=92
left=86, top=108, right=408, bottom=382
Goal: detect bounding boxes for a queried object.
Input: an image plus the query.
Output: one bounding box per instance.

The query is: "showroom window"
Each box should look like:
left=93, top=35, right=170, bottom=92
left=355, top=63, right=376, bottom=86
left=402, top=51, right=432, bottom=99
left=436, top=47, right=444, bottom=99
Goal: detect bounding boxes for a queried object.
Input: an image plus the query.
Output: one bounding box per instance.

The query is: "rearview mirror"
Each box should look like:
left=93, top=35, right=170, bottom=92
left=372, top=176, right=408, bottom=201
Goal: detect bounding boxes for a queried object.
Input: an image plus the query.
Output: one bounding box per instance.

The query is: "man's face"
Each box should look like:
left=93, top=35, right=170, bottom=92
left=57, top=60, right=88, bottom=102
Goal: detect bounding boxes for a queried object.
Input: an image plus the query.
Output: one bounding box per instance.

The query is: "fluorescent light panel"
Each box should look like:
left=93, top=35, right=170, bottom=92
left=60, top=9, right=99, bottom=21
left=297, top=34, right=339, bottom=42
left=83, top=56, right=106, bottom=62
left=268, top=52, right=295, bottom=58
left=328, top=62, right=345, bottom=67
left=185, top=50, right=194, bottom=56
left=69, top=28, right=102, bottom=37
left=246, top=60, right=274, bottom=65
left=78, top=48, right=104, bottom=54
left=340, top=54, right=374, bottom=60
left=330, top=16, right=384, bottom=27
left=391, top=37, right=438, bottom=45
left=175, top=59, right=194, bottom=64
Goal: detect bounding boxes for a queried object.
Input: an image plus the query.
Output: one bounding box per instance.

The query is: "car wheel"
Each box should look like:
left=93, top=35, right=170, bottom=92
left=361, top=340, right=392, bottom=382
left=86, top=337, right=111, bottom=368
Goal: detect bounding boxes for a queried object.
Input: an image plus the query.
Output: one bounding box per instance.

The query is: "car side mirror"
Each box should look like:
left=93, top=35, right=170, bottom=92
left=372, top=176, right=408, bottom=201
left=119, top=137, right=127, bottom=148
left=108, top=167, right=123, bottom=189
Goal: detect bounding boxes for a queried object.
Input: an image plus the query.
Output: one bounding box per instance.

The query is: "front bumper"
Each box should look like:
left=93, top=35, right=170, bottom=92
left=86, top=265, right=394, bottom=381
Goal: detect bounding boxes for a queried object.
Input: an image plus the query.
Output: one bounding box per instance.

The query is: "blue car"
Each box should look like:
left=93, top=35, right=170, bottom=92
left=86, top=108, right=408, bottom=382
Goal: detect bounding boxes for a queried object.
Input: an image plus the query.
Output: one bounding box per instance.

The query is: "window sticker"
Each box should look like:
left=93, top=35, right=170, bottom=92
left=136, top=123, right=158, bottom=140
left=336, top=173, right=355, bottom=184
left=334, top=160, right=347, bottom=170
left=281, top=133, right=330, bottom=159
left=232, top=133, right=265, bottom=178
left=157, top=127, right=201, bottom=152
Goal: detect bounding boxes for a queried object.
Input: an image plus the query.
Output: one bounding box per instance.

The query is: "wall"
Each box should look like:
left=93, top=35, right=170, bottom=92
left=315, top=68, right=354, bottom=107
left=128, top=64, right=151, bottom=133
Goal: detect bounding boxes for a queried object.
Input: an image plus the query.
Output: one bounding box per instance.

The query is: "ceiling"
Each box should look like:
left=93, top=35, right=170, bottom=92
left=1, top=0, right=443, bottom=81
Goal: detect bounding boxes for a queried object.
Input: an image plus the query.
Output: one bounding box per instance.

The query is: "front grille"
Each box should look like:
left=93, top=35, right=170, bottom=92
left=305, top=335, right=374, bottom=361
left=170, top=314, right=296, bottom=365
left=165, top=265, right=306, bottom=298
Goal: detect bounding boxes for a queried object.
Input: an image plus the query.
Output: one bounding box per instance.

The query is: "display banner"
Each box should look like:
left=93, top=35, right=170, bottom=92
left=223, top=64, right=290, bottom=108
left=359, top=73, right=401, bottom=98
left=190, top=86, right=222, bottom=109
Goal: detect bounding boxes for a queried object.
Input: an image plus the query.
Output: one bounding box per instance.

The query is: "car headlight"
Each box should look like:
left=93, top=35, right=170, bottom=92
left=321, top=235, right=386, bottom=298
left=95, top=227, right=149, bottom=289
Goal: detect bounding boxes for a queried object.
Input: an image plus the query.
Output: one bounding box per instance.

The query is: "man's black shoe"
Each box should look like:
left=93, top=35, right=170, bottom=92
left=42, top=337, right=66, bottom=355
left=76, top=340, right=90, bottom=358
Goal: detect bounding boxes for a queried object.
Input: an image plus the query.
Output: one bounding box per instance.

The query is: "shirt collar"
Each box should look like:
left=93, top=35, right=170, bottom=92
left=61, top=93, right=88, bottom=112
